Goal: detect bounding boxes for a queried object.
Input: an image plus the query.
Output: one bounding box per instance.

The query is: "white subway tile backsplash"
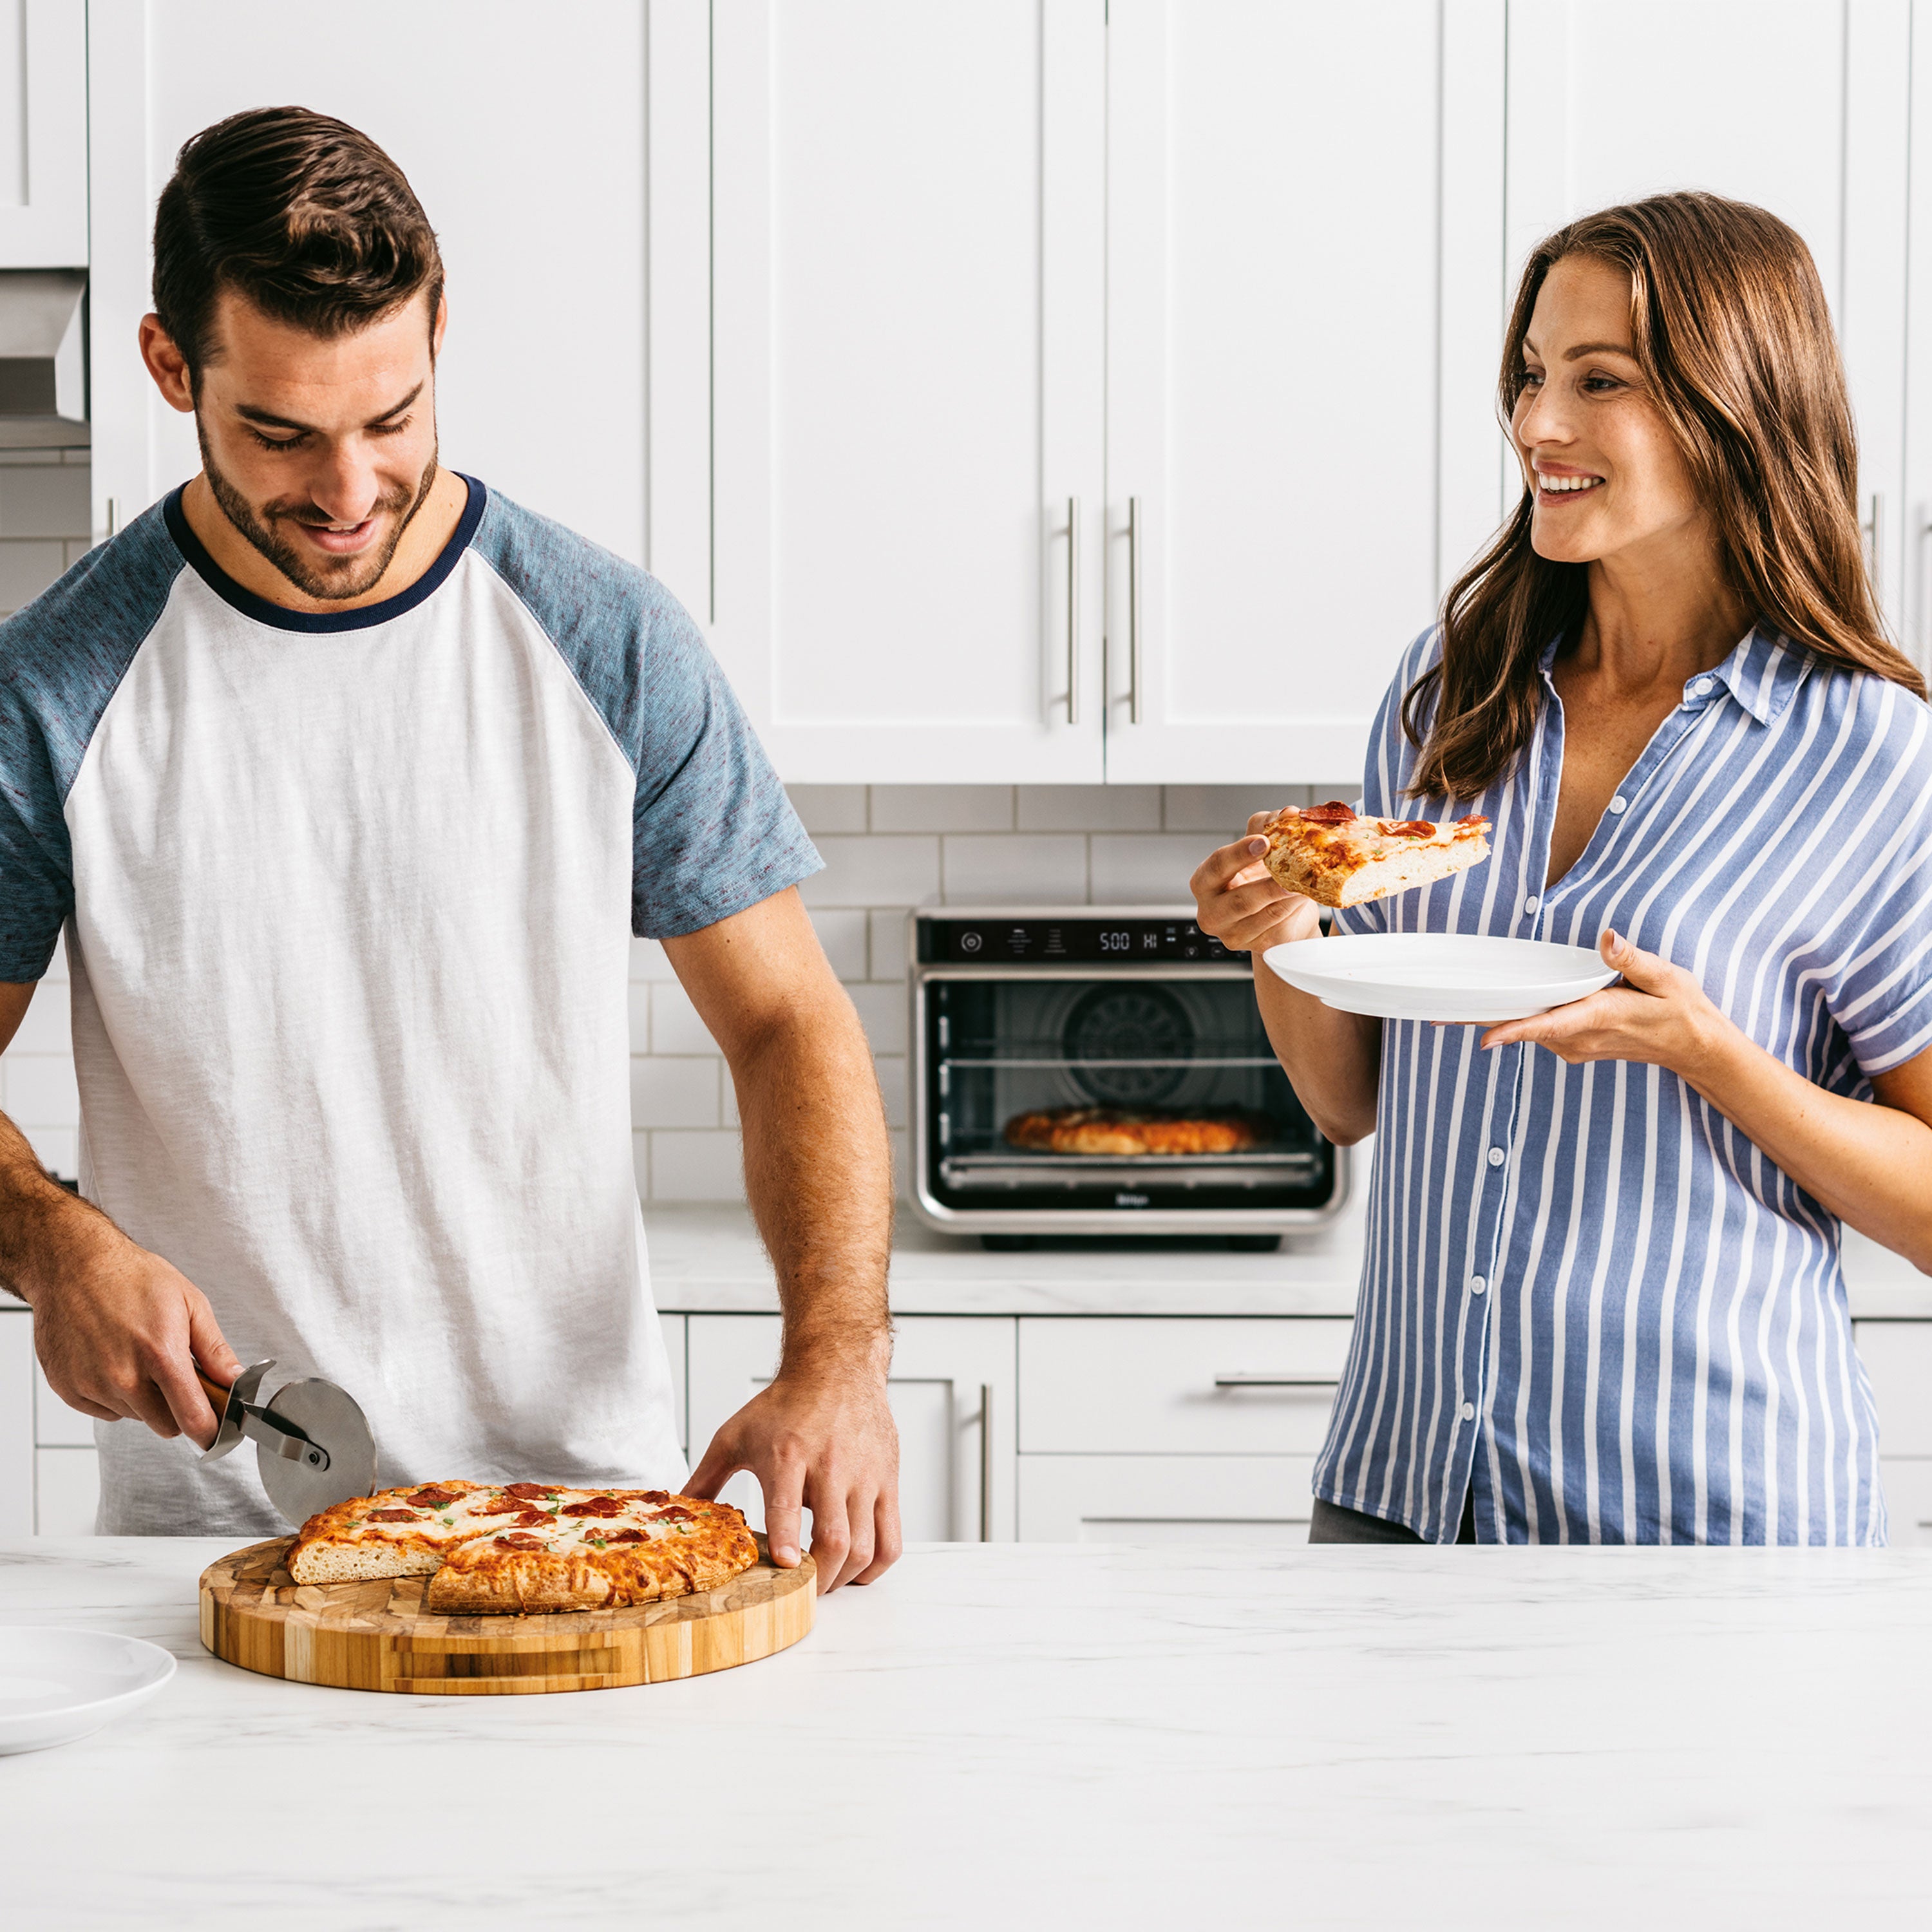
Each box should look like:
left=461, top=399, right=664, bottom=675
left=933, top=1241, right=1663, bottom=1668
left=650, top=1130, right=746, bottom=1203
left=23, top=1125, right=76, bottom=1178
left=873, top=1054, right=909, bottom=1130
left=1161, top=785, right=1309, bottom=834
left=1089, top=833, right=1211, bottom=906
left=650, top=980, right=719, bottom=1055
left=630, top=1056, right=721, bottom=1130
left=786, top=784, right=868, bottom=834
left=629, top=936, right=679, bottom=981
left=1016, top=784, right=1161, bottom=832
left=868, top=908, right=913, bottom=980
left=3, top=1054, right=79, bottom=1127
left=802, top=835, right=941, bottom=908
left=943, top=833, right=1086, bottom=904
left=808, top=908, right=869, bottom=981
left=0, top=463, right=90, bottom=540
left=627, top=981, right=650, bottom=1052
left=846, top=981, right=908, bottom=1057
left=871, top=784, right=1014, bottom=833
left=6, top=987, right=70, bottom=1054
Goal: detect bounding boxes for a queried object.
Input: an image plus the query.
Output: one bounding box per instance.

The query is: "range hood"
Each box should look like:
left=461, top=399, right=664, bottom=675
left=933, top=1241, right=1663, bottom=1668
left=0, top=270, right=87, bottom=445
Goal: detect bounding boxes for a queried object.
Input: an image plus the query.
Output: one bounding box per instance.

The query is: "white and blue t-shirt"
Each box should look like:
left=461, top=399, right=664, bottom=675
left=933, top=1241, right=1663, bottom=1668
left=0, top=477, right=820, bottom=1534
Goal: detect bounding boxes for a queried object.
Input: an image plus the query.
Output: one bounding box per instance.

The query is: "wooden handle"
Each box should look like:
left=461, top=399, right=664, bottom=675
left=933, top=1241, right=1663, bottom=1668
left=197, top=1367, right=233, bottom=1416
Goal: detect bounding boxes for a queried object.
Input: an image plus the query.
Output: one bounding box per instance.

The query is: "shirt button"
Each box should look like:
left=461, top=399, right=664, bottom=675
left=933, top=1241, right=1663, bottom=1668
left=1608, top=796, right=1628, bottom=815
left=1461, top=1401, right=1476, bottom=1421
left=1469, top=1274, right=1487, bottom=1294
left=1523, top=895, right=1540, bottom=915
left=1487, top=1146, right=1505, bottom=1168
left=1691, top=675, right=1714, bottom=696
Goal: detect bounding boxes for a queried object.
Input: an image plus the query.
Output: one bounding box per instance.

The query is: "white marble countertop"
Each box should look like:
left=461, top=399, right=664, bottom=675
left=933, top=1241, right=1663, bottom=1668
left=5, top=1538, right=1931, bottom=1929
left=645, top=1197, right=1932, bottom=1319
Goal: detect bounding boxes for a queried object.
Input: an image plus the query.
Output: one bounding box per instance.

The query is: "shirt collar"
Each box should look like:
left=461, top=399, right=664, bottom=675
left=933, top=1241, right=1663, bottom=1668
left=1537, top=622, right=1803, bottom=726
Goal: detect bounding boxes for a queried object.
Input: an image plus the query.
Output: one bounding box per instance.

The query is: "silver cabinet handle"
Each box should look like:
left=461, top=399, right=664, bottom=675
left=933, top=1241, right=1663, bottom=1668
left=1213, top=1372, right=1340, bottom=1389
left=1864, top=491, right=1884, bottom=587
left=979, top=1382, right=994, bottom=1542
left=1127, top=495, right=1142, bottom=724
left=1064, top=497, right=1079, bottom=726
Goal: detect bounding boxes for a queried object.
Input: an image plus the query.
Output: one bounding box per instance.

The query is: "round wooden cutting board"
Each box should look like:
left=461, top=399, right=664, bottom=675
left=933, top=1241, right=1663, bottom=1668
left=199, top=1534, right=815, bottom=1694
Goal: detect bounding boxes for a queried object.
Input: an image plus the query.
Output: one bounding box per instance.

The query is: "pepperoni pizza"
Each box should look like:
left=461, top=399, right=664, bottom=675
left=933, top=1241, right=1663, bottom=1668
left=288, top=1480, right=759, bottom=1613
left=1261, top=800, right=1490, bottom=909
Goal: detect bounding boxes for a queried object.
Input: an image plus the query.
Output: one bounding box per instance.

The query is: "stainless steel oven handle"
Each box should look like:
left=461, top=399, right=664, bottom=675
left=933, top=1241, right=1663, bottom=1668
left=1065, top=496, right=1079, bottom=727
left=1127, top=495, right=1142, bottom=725
left=1212, top=1373, right=1340, bottom=1389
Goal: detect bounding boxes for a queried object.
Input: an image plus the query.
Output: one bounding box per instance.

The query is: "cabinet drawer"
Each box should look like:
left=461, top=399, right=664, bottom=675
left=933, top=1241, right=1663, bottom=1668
left=1880, top=1461, right=1932, bottom=1547
left=1018, top=1454, right=1317, bottom=1543
left=35, top=1446, right=98, bottom=1536
left=1855, top=1322, right=1932, bottom=1456
left=33, top=1356, right=94, bottom=1447
left=1018, top=1318, right=1352, bottom=1454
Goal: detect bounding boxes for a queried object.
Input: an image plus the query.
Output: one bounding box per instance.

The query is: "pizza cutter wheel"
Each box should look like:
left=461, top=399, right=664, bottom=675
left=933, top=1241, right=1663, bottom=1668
left=197, top=1358, right=379, bottom=1528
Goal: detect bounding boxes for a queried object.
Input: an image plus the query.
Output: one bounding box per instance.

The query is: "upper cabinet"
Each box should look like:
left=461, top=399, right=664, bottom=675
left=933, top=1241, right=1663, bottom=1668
left=1506, top=0, right=1914, bottom=643
left=689, top=0, right=1106, bottom=784
left=1102, top=0, right=1501, bottom=785
left=0, top=0, right=87, bottom=269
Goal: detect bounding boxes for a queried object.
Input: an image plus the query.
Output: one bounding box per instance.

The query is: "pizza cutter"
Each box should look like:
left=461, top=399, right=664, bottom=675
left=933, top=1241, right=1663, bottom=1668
left=196, top=1359, right=379, bottom=1528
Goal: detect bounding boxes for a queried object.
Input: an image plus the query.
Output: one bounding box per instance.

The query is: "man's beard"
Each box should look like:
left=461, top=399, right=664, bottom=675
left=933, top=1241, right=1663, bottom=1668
left=198, top=424, right=440, bottom=603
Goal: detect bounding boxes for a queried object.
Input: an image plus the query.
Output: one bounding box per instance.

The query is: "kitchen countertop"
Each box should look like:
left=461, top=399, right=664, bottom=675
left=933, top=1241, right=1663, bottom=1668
left=645, top=1193, right=1932, bottom=1318
left=5, top=1537, right=1930, bottom=1929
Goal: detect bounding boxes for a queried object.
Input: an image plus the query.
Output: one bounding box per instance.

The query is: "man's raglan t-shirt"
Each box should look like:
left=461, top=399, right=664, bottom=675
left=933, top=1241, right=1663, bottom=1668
left=0, top=478, right=820, bottom=1535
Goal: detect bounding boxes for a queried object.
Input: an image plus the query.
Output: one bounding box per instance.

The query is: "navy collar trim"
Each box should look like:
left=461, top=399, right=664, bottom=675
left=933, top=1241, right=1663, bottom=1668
left=163, top=474, right=487, bottom=633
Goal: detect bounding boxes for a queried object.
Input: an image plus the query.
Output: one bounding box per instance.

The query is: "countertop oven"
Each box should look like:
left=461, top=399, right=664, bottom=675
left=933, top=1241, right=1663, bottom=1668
left=907, top=906, right=1347, bottom=1245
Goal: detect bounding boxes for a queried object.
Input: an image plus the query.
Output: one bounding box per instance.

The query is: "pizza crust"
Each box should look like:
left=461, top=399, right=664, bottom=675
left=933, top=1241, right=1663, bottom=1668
left=1262, top=802, right=1490, bottom=909
left=288, top=1482, right=759, bottom=1613
left=1004, top=1106, right=1274, bottom=1156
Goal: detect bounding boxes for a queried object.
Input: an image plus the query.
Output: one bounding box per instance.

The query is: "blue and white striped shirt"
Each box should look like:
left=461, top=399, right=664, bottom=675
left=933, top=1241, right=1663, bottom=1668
left=1312, top=625, right=1932, bottom=1544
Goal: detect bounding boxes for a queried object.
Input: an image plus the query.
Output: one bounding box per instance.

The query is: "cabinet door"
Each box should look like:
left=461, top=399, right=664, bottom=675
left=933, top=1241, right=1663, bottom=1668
left=685, top=1313, right=1016, bottom=1541
left=0, top=1309, right=32, bottom=1538
left=1103, top=1, right=1501, bottom=785
left=0, top=1, right=87, bottom=268
left=1018, top=1452, right=1318, bottom=1544
left=88, top=2, right=649, bottom=558
left=1508, top=0, right=1911, bottom=633
left=703, top=0, right=1106, bottom=783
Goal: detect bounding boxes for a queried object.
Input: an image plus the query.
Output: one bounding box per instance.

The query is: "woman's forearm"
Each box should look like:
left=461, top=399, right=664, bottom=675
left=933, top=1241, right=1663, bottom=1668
left=1678, top=1014, right=1932, bottom=1270
left=1253, top=956, right=1381, bottom=1146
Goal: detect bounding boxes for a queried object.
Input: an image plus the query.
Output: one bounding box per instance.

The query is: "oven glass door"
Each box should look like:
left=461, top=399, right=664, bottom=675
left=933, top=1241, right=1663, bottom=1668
left=924, top=970, right=1334, bottom=1213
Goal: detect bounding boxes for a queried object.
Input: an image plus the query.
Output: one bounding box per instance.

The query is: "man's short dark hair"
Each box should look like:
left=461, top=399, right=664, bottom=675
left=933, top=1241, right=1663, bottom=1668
left=152, top=106, right=442, bottom=382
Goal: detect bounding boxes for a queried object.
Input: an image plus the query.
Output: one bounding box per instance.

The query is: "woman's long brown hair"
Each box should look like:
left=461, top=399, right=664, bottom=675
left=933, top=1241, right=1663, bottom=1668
left=1406, top=191, right=1926, bottom=801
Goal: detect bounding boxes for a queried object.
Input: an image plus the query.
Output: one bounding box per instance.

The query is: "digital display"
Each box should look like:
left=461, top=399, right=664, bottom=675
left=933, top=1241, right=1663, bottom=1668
left=926, top=917, right=1236, bottom=964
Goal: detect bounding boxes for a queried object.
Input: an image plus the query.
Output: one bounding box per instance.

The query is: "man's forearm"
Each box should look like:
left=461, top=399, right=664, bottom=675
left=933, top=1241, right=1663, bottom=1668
left=730, top=988, right=893, bottom=1373
left=0, top=1106, right=110, bottom=1306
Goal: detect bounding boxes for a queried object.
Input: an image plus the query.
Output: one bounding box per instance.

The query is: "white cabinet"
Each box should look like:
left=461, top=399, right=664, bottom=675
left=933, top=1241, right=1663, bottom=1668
left=694, top=0, right=1106, bottom=783
left=685, top=1312, right=1016, bottom=1542
left=1101, top=0, right=1504, bottom=785
left=0, top=1, right=88, bottom=268
left=0, top=1307, right=32, bottom=1536
left=1018, top=1454, right=1320, bottom=1544
left=1, top=1303, right=101, bottom=1535
left=86, top=1, right=650, bottom=558
left=1506, top=0, right=1913, bottom=632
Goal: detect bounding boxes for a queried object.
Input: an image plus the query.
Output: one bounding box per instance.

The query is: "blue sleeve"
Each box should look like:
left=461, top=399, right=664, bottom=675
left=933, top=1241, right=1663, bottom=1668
left=470, top=491, right=820, bottom=939
left=1331, top=626, right=1439, bottom=938
left=0, top=748, right=70, bottom=981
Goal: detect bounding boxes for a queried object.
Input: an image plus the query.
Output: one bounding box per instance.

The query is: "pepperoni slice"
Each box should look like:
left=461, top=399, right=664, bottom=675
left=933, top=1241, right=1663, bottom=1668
left=512, top=1509, right=551, bottom=1528
left=492, top=1533, right=546, bottom=1551
left=1299, top=800, right=1357, bottom=824
left=603, top=1528, right=646, bottom=1544
left=652, top=1505, right=695, bottom=1523
left=365, top=1508, right=419, bottom=1523
left=640, top=1490, right=671, bottom=1505
left=1383, top=819, right=1438, bottom=838
left=472, top=1501, right=529, bottom=1518
left=1457, top=813, right=1490, bottom=830
left=561, top=1496, right=626, bottom=1518
left=405, top=1486, right=462, bottom=1509
left=502, top=1482, right=558, bottom=1501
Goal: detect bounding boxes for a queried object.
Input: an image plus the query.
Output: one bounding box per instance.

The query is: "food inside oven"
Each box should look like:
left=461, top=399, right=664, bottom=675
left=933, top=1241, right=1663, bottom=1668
left=925, top=978, right=1332, bottom=1215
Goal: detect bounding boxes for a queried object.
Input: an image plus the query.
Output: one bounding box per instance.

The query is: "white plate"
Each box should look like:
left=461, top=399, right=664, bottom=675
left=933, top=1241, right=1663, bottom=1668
left=1262, top=933, right=1618, bottom=1023
left=0, top=1627, right=176, bottom=1756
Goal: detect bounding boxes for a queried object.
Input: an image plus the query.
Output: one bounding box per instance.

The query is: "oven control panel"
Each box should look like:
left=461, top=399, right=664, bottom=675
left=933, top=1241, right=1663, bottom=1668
left=920, top=915, right=1236, bottom=964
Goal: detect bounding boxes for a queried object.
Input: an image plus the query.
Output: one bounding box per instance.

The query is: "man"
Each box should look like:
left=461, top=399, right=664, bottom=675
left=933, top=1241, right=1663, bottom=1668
left=0, top=107, right=900, bottom=1591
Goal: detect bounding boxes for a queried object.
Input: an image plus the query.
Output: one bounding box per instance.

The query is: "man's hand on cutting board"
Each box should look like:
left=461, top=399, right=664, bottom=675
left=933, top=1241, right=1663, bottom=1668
left=686, top=1350, right=902, bottom=1593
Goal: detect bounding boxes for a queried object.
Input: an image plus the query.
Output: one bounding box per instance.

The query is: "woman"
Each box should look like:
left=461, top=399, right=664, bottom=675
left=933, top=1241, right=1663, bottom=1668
left=1191, top=192, right=1932, bottom=1545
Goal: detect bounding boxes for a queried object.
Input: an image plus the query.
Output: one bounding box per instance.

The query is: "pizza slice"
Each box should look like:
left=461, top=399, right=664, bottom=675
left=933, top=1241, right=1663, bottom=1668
left=1260, top=800, right=1490, bottom=909
left=287, top=1481, right=759, bottom=1613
